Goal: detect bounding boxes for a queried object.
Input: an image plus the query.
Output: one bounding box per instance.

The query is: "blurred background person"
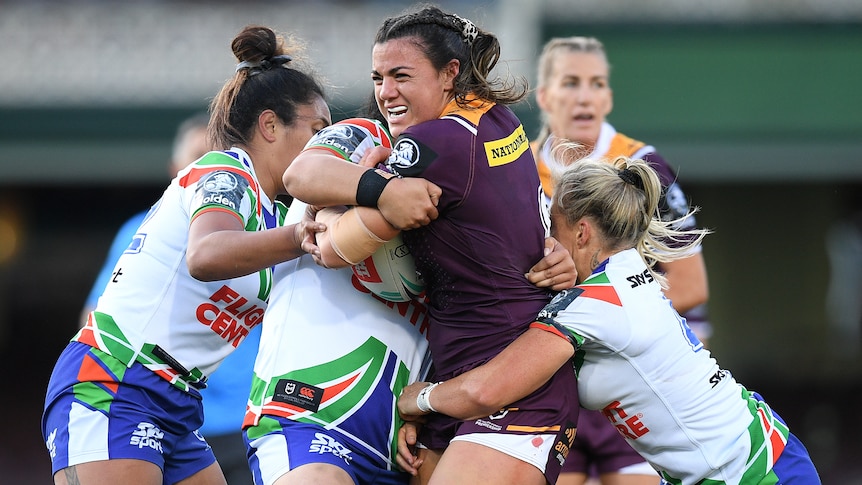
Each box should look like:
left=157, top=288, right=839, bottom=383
left=80, top=112, right=211, bottom=323
left=530, top=35, right=711, bottom=485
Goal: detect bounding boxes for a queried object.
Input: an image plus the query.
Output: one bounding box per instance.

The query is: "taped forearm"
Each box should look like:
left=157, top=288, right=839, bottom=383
left=317, top=206, right=397, bottom=266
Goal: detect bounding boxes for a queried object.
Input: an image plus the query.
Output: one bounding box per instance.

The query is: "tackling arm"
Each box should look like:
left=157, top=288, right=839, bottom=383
left=398, top=327, right=574, bottom=421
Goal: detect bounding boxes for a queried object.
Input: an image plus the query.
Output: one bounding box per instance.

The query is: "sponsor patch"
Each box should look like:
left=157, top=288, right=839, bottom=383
left=309, top=432, right=353, bottom=464
left=305, top=124, right=357, bottom=158
left=272, top=379, right=324, bottom=412
left=484, top=124, right=528, bottom=167
left=125, top=233, right=146, bottom=254
left=552, top=420, right=577, bottom=466
left=129, top=422, right=165, bottom=453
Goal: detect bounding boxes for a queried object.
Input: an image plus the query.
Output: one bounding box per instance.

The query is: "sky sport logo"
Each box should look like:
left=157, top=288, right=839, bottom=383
left=309, top=433, right=353, bottom=464
left=130, top=422, right=165, bottom=453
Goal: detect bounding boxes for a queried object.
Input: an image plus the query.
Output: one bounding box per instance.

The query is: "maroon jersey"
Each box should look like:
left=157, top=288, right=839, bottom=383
left=386, top=98, right=551, bottom=376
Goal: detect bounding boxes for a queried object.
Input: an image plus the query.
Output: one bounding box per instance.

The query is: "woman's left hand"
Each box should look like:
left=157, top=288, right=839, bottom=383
left=395, top=421, right=424, bottom=476
left=526, top=237, right=577, bottom=291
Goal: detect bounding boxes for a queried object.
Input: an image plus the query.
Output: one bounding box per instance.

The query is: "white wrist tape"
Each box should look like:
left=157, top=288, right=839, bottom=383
left=416, top=382, right=440, bottom=413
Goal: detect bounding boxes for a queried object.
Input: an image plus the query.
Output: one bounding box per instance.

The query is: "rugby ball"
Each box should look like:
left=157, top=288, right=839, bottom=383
left=352, top=234, right=425, bottom=302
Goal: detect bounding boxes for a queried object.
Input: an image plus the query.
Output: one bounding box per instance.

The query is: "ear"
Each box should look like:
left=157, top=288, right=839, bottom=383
left=536, top=85, right=548, bottom=112
left=575, top=218, right=591, bottom=248
left=442, top=59, right=460, bottom=90
left=258, top=110, right=280, bottom=143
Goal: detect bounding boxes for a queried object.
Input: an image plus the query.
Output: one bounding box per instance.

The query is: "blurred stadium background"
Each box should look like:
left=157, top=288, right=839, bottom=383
left=1, top=0, right=860, bottom=482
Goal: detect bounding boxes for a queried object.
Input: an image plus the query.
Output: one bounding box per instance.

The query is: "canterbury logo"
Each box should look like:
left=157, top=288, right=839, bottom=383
left=300, top=387, right=316, bottom=399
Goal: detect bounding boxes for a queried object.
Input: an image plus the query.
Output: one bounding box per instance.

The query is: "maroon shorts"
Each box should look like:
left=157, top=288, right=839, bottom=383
left=561, top=407, right=646, bottom=475
left=419, top=363, right=580, bottom=484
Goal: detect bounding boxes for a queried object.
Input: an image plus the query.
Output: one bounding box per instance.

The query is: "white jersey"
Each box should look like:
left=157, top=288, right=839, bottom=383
left=244, top=119, right=431, bottom=466
left=540, top=249, right=789, bottom=484
left=76, top=148, right=281, bottom=391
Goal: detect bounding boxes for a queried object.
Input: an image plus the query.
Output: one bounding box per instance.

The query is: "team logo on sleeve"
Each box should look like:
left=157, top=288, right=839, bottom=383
left=388, top=138, right=421, bottom=171
left=305, top=124, right=356, bottom=156
left=537, top=288, right=583, bottom=322
left=203, top=172, right=239, bottom=192
left=661, top=182, right=697, bottom=230
left=197, top=171, right=248, bottom=212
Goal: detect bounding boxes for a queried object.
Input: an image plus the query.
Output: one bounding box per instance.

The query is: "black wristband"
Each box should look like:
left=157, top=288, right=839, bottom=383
left=356, top=169, right=393, bottom=207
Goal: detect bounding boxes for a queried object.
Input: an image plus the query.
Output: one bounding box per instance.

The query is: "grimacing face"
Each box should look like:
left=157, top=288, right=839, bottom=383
left=372, top=37, right=458, bottom=138
left=537, top=51, right=613, bottom=149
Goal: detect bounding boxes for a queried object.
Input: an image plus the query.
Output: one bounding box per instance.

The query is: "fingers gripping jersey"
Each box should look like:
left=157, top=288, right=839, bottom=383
left=535, top=249, right=791, bottom=484
left=76, top=148, right=281, bottom=391
left=245, top=119, right=431, bottom=470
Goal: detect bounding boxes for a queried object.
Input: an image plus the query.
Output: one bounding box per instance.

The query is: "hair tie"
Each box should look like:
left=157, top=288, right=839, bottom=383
left=618, top=168, right=644, bottom=190
left=235, top=54, right=293, bottom=76
left=451, top=14, right=478, bottom=45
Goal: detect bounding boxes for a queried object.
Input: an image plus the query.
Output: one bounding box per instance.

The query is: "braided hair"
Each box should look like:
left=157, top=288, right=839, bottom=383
left=374, top=5, right=526, bottom=106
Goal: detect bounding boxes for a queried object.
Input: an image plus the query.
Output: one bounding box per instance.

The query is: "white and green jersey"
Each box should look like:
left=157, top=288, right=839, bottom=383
left=243, top=118, right=432, bottom=467
left=244, top=199, right=431, bottom=464
left=76, top=148, right=282, bottom=392
left=537, top=249, right=789, bottom=484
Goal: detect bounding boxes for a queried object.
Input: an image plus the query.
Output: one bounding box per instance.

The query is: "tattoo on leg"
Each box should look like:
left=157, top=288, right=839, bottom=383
left=63, top=466, right=81, bottom=485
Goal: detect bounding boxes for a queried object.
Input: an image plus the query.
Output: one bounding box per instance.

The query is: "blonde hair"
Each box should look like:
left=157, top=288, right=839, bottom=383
left=552, top=156, right=709, bottom=288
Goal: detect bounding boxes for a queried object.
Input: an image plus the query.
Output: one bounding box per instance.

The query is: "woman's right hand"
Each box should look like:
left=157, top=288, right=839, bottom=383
left=526, top=237, right=577, bottom=291
left=378, top=178, right=442, bottom=230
